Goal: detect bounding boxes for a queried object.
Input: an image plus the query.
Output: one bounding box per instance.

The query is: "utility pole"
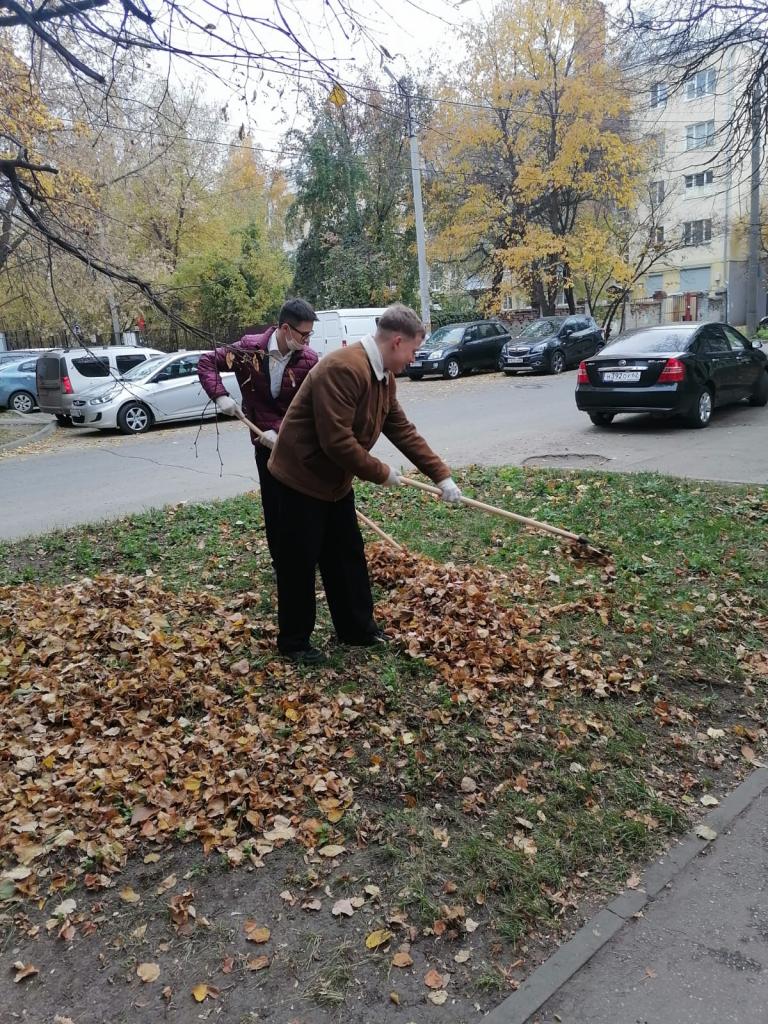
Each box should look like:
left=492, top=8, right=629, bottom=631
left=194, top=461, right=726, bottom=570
left=384, top=67, right=431, bottom=330
left=745, top=78, right=761, bottom=336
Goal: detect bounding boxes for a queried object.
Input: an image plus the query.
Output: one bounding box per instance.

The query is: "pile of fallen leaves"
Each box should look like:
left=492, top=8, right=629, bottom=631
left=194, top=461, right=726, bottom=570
left=0, top=575, right=358, bottom=888
left=0, top=550, right=633, bottom=893
left=368, top=544, right=635, bottom=700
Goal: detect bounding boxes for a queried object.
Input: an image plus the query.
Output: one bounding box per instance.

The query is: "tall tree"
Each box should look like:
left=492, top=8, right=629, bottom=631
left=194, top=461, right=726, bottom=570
left=426, top=0, right=644, bottom=315
left=0, top=0, right=404, bottom=331
left=287, top=81, right=420, bottom=308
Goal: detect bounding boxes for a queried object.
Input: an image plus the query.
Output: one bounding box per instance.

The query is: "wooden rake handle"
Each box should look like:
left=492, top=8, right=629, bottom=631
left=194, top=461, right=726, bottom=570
left=400, top=476, right=591, bottom=546
left=232, top=405, right=403, bottom=552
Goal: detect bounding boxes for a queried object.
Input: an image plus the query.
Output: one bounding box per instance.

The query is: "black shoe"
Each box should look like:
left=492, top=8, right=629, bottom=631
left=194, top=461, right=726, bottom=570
left=281, top=646, right=326, bottom=666
left=338, top=629, right=389, bottom=648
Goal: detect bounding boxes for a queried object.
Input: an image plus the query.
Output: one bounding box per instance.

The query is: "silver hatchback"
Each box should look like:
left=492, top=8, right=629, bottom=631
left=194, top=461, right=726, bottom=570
left=70, top=351, right=242, bottom=434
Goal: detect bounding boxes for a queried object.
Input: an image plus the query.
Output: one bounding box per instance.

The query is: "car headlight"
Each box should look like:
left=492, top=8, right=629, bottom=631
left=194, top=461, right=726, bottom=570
left=428, top=350, right=443, bottom=360
left=89, top=395, right=114, bottom=405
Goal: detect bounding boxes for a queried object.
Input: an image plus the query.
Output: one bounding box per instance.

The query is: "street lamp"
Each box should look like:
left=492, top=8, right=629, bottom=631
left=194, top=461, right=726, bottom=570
left=383, top=65, right=431, bottom=330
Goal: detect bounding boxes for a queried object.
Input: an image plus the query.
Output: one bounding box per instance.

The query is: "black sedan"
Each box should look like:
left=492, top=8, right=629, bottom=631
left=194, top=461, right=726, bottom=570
left=576, top=322, right=768, bottom=428
left=406, top=321, right=511, bottom=380
left=500, top=315, right=604, bottom=375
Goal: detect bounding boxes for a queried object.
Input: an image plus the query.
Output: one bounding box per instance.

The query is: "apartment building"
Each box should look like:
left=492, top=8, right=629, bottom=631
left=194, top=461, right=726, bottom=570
left=636, top=47, right=763, bottom=326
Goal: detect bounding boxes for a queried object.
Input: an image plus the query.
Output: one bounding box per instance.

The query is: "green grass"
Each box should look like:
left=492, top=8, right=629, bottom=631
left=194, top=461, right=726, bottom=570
left=2, top=467, right=766, bottom=953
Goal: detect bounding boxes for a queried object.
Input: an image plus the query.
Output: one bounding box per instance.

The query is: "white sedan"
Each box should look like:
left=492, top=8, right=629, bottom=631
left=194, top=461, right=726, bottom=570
left=70, top=351, right=242, bottom=434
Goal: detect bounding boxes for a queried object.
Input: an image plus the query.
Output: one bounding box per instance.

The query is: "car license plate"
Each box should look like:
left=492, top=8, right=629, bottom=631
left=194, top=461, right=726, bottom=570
left=410, top=361, right=422, bottom=368
left=506, top=357, right=524, bottom=364
left=603, top=371, right=641, bottom=382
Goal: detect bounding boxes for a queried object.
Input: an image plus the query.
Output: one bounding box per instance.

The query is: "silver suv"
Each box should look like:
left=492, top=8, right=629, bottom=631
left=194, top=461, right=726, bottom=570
left=36, top=346, right=162, bottom=424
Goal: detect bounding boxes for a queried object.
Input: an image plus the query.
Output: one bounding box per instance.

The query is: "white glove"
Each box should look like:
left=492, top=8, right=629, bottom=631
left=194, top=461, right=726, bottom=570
left=382, top=465, right=403, bottom=487
left=437, top=477, right=462, bottom=503
left=215, top=395, right=238, bottom=416
left=259, top=429, right=278, bottom=449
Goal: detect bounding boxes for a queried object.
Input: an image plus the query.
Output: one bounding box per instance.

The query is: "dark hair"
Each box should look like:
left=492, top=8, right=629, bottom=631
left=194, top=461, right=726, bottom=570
left=377, top=303, right=425, bottom=339
left=278, top=298, right=317, bottom=327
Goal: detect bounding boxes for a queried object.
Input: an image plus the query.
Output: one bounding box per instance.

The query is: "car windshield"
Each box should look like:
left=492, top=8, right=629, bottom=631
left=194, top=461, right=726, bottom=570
left=421, top=326, right=465, bottom=350
left=0, top=361, right=24, bottom=373
left=121, top=356, right=166, bottom=380
left=520, top=319, right=563, bottom=339
left=603, top=330, right=696, bottom=354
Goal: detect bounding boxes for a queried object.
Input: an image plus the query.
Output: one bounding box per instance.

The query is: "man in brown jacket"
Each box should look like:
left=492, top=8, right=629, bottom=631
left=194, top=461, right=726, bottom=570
left=268, top=303, right=462, bottom=663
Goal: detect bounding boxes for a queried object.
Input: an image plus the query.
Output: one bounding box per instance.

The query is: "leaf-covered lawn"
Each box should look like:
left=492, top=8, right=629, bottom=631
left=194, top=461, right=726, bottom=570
left=1, top=468, right=766, bottom=1022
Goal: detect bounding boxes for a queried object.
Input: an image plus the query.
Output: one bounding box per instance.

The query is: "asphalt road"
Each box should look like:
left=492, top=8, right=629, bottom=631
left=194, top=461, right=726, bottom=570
left=2, top=369, right=766, bottom=540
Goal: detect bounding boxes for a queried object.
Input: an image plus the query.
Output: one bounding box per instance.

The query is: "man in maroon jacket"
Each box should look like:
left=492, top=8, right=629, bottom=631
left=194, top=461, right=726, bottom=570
left=197, top=298, right=318, bottom=563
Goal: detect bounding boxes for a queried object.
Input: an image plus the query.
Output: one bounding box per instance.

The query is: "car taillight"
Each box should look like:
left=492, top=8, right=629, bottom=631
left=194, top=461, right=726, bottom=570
left=577, top=361, right=589, bottom=384
left=62, top=375, right=73, bottom=394
left=658, top=358, right=685, bottom=383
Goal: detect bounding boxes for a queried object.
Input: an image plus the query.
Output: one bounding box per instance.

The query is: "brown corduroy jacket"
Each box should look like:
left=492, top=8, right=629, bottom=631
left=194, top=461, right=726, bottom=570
left=268, top=343, right=450, bottom=501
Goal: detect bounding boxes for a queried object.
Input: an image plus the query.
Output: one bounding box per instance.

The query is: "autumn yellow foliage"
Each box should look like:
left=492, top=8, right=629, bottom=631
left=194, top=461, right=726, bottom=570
left=426, top=0, right=646, bottom=313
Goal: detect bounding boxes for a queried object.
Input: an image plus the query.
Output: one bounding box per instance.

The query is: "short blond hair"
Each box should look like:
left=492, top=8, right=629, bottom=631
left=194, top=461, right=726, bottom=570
left=377, top=303, right=425, bottom=339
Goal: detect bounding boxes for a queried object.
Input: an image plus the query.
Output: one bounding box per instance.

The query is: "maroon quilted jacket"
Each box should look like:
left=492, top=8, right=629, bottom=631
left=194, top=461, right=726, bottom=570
left=197, top=327, right=318, bottom=442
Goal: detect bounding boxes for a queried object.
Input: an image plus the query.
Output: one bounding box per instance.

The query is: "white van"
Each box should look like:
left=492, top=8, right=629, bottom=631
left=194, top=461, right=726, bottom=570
left=36, top=345, right=163, bottom=423
left=313, top=308, right=386, bottom=358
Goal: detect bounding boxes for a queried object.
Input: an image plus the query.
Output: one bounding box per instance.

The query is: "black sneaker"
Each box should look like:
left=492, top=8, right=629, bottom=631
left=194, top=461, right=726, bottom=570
left=281, top=646, right=326, bottom=666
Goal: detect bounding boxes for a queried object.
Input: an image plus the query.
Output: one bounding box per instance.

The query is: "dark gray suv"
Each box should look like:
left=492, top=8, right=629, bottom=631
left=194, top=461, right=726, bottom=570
left=406, top=321, right=512, bottom=380
left=500, top=316, right=604, bottom=375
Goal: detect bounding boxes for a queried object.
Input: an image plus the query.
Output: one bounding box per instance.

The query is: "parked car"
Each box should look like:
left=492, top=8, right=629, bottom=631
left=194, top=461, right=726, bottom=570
left=575, top=322, right=768, bottom=428
left=0, top=349, right=48, bottom=369
left=405, top=321, right=512, bottom=380
left=0, top=357, right=40, bottom=413
left=70, top=350, right=243, bottom=434
left=500, top=316, right=604, bottom=375
left=36, top=345, right=163, bottom=424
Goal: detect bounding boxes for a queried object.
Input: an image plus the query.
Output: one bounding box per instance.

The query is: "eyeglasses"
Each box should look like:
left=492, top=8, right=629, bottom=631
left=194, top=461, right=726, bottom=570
left=287, top=324, right=314, bottom=341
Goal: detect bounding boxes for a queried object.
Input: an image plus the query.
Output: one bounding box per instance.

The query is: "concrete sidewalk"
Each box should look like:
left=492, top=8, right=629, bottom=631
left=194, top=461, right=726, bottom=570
left=487, top=770, right=768, bottom=1024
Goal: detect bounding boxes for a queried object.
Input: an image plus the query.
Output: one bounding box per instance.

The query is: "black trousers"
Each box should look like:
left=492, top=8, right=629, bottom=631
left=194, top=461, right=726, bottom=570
left=273, top=481, right=377, bottom=653
left=254, top=445, right=280, bottom=566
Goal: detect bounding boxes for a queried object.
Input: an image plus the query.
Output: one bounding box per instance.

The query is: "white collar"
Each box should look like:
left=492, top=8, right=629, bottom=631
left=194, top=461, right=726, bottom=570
left=360, top=334, right=385, bottom=382
left=268, top=330, right=291, bottom=360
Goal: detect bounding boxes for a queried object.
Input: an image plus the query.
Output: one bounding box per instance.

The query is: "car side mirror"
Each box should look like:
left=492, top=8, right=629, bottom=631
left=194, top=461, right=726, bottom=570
left=751, top=339, right=763, bottom=349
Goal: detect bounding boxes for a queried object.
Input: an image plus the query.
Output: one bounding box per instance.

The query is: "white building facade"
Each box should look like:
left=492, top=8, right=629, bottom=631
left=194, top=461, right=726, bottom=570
left=635, top=47, right=764, bottom=327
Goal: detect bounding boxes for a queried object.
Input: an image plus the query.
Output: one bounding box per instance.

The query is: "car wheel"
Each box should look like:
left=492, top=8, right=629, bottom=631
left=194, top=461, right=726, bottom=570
left=408, top=373, right=424, bottom=381
left=549, top=349, right=566, bottom=375
left=117, top=401, right=152, bottom=434
left=588, top=412, right=614, bottom=426
left=748, top=370, right=768, bottom=407
left=55, top=413, right=73, bottom=427
left=9, top=390, right=35, bottom=414
left=443, top=358, right=461, bottom=380
left=685, top=386, right=713, bottom=428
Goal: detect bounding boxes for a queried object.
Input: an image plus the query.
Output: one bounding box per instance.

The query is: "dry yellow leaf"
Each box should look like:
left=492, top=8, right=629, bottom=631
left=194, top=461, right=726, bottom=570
left=244, top=920, right=271, bottom=943
left=120, top=886, right=140, bottom=903
left=318, top=844, right=346, bottom=858
left=365, top=928, right=393, bottom=949
left=137, top=962, right=160, bottom=983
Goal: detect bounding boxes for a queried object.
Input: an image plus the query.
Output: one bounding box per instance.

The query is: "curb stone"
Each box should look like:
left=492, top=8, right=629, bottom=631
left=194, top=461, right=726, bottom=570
left=484, top=767, right=768, bottom=1024
left=0, top=416, right=56, bottom=453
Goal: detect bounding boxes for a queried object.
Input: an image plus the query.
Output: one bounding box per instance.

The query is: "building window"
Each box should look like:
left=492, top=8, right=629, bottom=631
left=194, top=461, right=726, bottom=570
left=650, top=82, right=668, bottom=108
left=685, top=68, right=716, bottom=100
left=684, top=170, right=714, bottom=189
left=686, top=121, right=715, bottom=150
left=653, top=226, right=665, bottom=244
left=649, top=180, right=665, bottom=205
left=682, top=219, right=712, bottom=246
